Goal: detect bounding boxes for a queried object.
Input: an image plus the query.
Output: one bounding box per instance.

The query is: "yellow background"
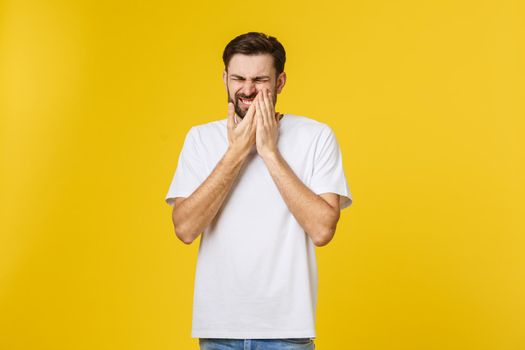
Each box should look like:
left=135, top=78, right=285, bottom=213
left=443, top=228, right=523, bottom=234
left=1, top=0, right=524, bottom=349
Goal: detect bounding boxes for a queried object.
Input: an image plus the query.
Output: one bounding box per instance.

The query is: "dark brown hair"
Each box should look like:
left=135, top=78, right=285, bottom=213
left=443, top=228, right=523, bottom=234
left=222, top=32, right=286, bottom=77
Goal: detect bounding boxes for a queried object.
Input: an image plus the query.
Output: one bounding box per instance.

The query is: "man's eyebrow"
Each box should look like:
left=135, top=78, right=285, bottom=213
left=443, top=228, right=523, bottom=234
left=230, top=74, right=271, bottom=80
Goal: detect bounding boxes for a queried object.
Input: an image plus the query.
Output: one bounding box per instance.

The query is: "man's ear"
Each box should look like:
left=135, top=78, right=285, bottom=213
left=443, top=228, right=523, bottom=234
left=276, top=72, right=286, bottom=93
left=222, top=70, right=227, bottom=87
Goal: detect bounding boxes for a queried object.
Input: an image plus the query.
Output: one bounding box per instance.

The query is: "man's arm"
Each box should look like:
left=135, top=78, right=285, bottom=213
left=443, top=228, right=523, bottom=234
left=171, top=146, right=249, bottom=244
left=261, top=151, right=341, bottom=247
left=171, top=101, right=258, bottom=244
left=253, top=88, right=341, bottom=247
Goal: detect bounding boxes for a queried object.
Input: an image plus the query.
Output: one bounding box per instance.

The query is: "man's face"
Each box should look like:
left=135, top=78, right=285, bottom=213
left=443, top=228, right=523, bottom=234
left=223, top=53, right=286, bottom=119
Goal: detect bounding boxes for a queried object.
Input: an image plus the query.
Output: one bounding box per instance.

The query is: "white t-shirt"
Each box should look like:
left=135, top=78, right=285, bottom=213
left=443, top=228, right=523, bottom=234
left=165, top=114, right=352, bottom=339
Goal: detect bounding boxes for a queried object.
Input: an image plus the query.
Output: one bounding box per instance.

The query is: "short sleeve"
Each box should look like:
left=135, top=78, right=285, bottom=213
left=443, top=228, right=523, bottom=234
left=165, top=127, right=207, bottom=207
left=309, top=125, right=353, bottom=210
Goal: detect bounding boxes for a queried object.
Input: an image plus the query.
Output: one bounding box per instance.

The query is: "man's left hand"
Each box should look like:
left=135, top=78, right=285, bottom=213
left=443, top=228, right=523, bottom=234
left=255, top=88, right=282, bottom=159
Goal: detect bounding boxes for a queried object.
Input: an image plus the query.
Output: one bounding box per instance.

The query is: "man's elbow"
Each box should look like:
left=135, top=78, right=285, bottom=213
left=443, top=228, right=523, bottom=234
left=173, top=224, right=195, bottom=245
left=178, top=232, right=194, bottom=245
left=172, top=214, right=194, bottom=245
left=312, top=226, right=336, bottom=247
left=172, top=208, right=194, bottom=244
left=172, top=214, right=202, bottom=244
left=312, top=210, right=339, bottom=247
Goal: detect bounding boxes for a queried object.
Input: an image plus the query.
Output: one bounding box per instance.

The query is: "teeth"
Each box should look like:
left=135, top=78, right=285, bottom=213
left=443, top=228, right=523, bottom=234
left=240, top=98, right=254, bottom=105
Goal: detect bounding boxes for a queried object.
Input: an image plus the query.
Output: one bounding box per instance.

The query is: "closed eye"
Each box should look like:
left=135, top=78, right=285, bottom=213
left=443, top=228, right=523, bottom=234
left=230, top=75, right=270, bottom=83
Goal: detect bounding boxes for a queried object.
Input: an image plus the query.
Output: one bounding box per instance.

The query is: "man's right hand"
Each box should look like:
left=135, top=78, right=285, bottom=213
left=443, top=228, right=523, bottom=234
left=226, top=95, right=258, bottom=156
left=172, top=98, right=258, bottom=244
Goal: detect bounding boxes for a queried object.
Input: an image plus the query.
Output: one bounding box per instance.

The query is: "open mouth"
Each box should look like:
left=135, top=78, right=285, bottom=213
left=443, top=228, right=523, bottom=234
left=239, top=97, right=255, bottom=106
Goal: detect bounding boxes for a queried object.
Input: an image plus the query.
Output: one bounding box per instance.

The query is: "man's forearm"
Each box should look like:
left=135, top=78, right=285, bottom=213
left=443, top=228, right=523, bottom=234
left=261, top=151, right=339, bottom=245
left=172, top=146, right=249, bottom=243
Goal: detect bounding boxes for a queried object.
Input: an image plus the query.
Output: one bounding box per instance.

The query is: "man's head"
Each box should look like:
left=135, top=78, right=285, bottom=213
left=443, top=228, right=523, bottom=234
left=222, top=32, right=287, bottom=119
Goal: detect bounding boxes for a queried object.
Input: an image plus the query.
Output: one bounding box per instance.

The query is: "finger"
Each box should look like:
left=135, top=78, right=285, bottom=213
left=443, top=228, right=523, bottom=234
left=252, top=106, right=258, bottom=126
left=259, top=89, right=271, bottom=126
left=263, top=89, right=273, bottom=124
left=255, top=93, right=265, bottom=128
left=227, top=102, right=235, bottom=129
left=268, top=91, right=275, bottom=113
left=249, top=90, right=263, bottom=121
left=270, top=92, right=279, bottom=125
left=242, top=98, right=257, bottom=124
left=256, top=104, right=263, bottom=129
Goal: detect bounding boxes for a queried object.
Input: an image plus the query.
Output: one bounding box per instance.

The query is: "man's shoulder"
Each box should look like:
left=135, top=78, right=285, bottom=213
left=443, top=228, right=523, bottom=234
left=185, top=119, right=228, bottom=141
left=281, top=114, right=332, bottom=138
left=190, top=118, right=227, bottom=132
left=283, top=114, right=327, bottom=127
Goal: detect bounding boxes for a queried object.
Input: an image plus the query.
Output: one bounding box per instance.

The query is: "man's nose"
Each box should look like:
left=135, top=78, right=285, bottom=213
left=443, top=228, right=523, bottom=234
left=241, top=81, right=257, bottom=97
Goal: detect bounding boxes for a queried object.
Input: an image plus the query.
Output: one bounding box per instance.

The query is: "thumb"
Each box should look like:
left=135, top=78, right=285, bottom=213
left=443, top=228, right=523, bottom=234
left=227, top=102, right=235, bottom=129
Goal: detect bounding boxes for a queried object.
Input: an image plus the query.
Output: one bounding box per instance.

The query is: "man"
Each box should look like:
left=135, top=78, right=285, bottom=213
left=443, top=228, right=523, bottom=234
left=165, top=32, right=352, bottom=350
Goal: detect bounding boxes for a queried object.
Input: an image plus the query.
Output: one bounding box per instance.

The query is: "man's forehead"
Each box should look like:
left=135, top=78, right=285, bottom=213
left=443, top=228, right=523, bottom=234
left=227, top=54, right=276, bottom=77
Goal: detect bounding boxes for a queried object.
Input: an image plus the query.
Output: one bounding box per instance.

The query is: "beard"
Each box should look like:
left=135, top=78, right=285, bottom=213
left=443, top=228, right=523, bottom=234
left=227, top=86, right=278, bottom=119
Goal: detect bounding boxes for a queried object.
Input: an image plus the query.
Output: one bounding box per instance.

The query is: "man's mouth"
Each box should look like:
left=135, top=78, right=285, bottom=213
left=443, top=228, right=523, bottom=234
left=238, top=97, right=255, bottom=106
